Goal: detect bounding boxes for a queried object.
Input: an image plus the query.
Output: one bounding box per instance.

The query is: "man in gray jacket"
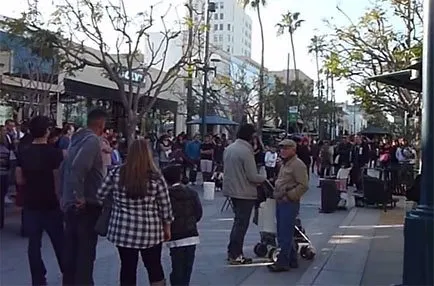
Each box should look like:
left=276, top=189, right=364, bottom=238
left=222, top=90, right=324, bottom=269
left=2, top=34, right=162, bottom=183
left=223, top=124, right=266, bottom=265
left=61, top=109, right=107, bottom=286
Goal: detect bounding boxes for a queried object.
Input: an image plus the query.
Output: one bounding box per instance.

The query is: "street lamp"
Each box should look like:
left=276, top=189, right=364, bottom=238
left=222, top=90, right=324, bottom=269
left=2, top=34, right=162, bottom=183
left=200, top=0, right=216, bottom=138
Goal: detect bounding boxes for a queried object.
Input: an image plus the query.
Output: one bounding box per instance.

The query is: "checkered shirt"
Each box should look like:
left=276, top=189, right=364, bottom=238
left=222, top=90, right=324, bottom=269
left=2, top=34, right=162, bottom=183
left=97, top=167, right=174, bottom=249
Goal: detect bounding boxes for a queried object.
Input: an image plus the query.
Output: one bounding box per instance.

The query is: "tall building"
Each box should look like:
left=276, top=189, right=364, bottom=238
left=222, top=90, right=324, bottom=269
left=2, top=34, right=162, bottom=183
left=193, top=0, right=252, bottom=57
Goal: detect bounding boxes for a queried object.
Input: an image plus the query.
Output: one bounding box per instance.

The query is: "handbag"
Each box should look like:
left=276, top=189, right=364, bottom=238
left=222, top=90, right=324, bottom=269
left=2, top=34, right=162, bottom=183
left=94, top=171, right=115, bottom=236
left=95, top=192, right=113, bottom=236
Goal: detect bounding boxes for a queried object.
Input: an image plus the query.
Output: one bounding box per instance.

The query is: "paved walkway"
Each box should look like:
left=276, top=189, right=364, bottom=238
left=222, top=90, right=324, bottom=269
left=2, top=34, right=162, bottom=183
left=0, top=174, right=405, bottom=285
left=297, top=200, right=405, bottom=286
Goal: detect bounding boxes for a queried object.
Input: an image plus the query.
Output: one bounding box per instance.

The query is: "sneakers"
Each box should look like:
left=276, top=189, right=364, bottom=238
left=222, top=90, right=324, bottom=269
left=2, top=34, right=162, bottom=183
left=228, top=255, right=253, bottom=265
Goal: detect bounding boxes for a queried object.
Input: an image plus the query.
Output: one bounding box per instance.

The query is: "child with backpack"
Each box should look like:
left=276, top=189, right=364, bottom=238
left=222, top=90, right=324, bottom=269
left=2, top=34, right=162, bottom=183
left=162, top=165, right=203, bottom=286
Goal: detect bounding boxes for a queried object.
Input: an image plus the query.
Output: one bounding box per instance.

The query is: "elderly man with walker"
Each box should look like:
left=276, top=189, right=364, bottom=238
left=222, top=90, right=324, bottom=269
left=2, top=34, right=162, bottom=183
left=269, top=139, right=309, bottom=272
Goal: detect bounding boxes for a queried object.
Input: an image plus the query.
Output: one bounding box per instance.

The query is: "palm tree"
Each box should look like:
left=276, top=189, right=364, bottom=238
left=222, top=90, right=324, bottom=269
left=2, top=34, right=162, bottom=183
left=308, top=35, right=326, bottom=94
left=241, top=0, right=266, bottom=133
left=308, top=35, right=327, bottom=136
left=276, top=12, right=304, bottom=97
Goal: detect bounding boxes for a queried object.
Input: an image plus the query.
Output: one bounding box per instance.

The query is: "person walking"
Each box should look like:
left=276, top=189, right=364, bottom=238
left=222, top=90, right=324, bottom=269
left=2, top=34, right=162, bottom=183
left=15, top=116, right=65, bottom=285
left=199, top=134, right=214, bottom=182
left=97, top=139, right=173, bottom=286
left=269, top=139, right=308, bottom=272
left=162, top=164, right=203, bottom=286
left=61, top=109, right=107, bottom=286
left=0, top=126, right=11, bottom=229
left=264, top=146, right=278, bottom=180
left=223, top=124, right=266, bottom=265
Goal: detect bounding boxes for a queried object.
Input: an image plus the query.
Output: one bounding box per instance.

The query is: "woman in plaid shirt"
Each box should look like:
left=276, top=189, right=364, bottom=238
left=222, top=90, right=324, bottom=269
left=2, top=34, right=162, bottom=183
left=97, top=139, right=173, bottom=286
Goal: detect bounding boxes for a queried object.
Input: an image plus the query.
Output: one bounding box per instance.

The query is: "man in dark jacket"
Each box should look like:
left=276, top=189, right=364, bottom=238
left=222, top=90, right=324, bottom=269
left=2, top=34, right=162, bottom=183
left=163, top=165, right=203, bottom=286
left=350, top=135, right=370, bottom=190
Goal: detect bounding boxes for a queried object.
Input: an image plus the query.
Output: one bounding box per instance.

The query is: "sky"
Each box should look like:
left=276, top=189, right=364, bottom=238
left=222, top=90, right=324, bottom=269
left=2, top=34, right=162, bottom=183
left=2, top=0, right=373, bottom=103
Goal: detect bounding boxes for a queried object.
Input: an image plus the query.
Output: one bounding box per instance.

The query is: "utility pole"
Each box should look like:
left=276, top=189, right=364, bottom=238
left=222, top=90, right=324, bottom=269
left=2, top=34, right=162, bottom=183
left=186, top=0, right=194, bottom=137
left=331, top=73, right=336, bottom=140
left=325, top=72, right=330, bottom=139
left=285, top=53, right=290, bottom=134
left=201, top=0, right=215, bottom=138
left=314, top=39, right=322, bottom=138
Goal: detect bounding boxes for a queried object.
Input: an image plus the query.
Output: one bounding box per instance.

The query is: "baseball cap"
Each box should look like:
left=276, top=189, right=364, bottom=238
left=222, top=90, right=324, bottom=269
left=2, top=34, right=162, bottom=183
left=278, top=139, right=297, bottom=148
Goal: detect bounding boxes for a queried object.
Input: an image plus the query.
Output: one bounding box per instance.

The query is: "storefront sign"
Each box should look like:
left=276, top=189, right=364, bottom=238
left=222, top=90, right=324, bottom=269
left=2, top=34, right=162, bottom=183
left=119, top=70, right=146, bottom=84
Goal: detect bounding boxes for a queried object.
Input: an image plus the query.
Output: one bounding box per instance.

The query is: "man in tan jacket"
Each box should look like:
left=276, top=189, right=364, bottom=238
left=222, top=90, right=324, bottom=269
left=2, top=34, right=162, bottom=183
left=269, top=139, right=308, bottom=272
left=223, top=124, right=266, bottom=265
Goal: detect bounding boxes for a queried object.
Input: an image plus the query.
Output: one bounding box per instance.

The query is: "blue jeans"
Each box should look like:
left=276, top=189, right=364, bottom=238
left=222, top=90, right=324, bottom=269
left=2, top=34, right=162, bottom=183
left=170, top=245, right=196, bottom=286
left=275, top=201, right=299, bottom=267
left=24, top=208, right=64, bottom=285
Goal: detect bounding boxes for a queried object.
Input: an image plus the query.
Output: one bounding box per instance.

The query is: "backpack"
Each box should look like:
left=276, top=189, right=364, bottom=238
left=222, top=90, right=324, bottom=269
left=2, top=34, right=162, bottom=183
left=401, top=147, right=415, bottom=160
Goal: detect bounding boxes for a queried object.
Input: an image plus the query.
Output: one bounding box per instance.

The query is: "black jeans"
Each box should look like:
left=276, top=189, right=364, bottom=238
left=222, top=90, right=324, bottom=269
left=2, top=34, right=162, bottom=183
left=117, top=243, right=165, bottom=285
left=227, top=198, right=256, bottom=259
left=63, top=205, right=101, bottom=286
left=24, top=208, right=64, bottom=286
left=265, top=167, right=276, bottom=180
left=170, top=245, right=196, bottom=286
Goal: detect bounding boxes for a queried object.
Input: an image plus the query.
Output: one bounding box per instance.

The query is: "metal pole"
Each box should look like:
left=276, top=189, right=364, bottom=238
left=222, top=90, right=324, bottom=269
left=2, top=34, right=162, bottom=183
left=331, top=74, right=336, bottom=140
left=201, top=0, right=212, bottom=138
left=186, top=1, right=194, bottom=137
left=403, top=0, right=434, bottom=284
left=285, top=53, right=290, bottom=134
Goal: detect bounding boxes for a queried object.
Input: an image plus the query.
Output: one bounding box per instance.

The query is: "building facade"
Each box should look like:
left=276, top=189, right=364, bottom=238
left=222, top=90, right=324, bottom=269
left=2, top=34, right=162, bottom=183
left=0, top=30, right=184, bottom=135
left=193, top=0, right=252, bottom=57
left=336, top=101, right=368, bottom=135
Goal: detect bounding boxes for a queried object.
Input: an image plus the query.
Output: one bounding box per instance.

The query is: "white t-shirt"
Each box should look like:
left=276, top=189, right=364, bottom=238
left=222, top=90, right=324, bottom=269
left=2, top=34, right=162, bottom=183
left=264, top=151, right=278, bottom=168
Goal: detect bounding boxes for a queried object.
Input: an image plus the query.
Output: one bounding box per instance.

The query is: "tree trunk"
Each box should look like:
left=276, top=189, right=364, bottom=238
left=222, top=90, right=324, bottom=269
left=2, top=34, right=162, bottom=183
left=289, top=32, right=299, bottom=132
left=257, top=5, right=265, bottom=135
left=126, top=111, right=138, bottom=147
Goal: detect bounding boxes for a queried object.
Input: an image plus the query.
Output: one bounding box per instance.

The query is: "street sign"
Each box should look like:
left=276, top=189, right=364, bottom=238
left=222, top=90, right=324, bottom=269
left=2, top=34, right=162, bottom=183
left=288, top=113, right=298, bottom=123
left=288, top=106, right=298, bottom=114
left=288, top=106, right=299, bottom=123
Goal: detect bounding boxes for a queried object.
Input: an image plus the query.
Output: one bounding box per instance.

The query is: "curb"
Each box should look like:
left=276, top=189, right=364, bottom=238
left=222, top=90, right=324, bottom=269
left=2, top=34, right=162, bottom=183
left=296, top=207, right=359, bottom=286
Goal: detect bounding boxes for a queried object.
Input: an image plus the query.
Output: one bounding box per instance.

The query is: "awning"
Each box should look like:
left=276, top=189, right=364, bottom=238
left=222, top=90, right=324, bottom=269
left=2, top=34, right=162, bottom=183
left=186, top=115, right=239, bottom=126
left=369, top=70, right=422, bottom=92
left=360, top=126, right=389, bottom=135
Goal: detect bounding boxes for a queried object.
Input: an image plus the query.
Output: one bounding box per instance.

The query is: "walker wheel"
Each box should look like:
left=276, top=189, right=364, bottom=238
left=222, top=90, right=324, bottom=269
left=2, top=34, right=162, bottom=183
left=300, top=246, right=315, bottom=260
left=268, top=247, right=280, bottom=262
left=254, top=243, right=268, bottom=257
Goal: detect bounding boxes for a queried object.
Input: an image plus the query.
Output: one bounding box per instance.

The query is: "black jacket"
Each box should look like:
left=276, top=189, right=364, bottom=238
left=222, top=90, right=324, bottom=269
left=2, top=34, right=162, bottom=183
left=169, top=184, right=203, bottom=241
left=297, top=145, right=311, bottom=167
left=351, top=143, right=370, bottom=166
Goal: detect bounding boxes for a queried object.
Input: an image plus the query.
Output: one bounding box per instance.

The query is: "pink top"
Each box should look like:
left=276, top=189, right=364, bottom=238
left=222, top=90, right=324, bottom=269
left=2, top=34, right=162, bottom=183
left=101, top=137, right=112, bottom=166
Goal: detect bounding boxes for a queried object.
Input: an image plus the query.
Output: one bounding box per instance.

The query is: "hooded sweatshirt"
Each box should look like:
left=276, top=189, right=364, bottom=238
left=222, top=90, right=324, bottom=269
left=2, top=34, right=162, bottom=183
left=166, top=183, right=203, bottom=248
left=61, top=128, right=104, bottom=209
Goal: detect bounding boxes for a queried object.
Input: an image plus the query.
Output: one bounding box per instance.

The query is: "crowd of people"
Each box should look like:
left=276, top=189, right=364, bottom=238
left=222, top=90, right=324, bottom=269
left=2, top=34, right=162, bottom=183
left=0, top=110, right=419, bottom=285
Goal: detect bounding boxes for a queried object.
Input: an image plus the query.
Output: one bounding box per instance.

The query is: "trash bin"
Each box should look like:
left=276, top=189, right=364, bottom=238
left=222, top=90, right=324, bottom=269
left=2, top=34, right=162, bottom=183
left=320, top=179, right=340, bottom=213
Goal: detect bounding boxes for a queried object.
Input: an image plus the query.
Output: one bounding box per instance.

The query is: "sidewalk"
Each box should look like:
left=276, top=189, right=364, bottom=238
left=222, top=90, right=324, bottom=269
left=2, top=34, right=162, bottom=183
left=2, top=174, right=404, bottom=286
left=297, top=201, right=405, bottom=286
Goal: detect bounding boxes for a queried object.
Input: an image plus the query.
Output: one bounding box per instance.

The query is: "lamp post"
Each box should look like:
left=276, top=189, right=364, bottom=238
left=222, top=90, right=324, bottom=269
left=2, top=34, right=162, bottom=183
left=402, top=0, right=434, bottom=284
left=285, top=53, right=290, bottom=134
left=200, top=0, right=216, bottom=138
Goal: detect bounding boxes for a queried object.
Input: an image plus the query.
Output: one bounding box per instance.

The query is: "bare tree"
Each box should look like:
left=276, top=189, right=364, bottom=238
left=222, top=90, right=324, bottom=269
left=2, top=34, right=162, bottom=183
left=2, top=0, right=197, bottom=142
